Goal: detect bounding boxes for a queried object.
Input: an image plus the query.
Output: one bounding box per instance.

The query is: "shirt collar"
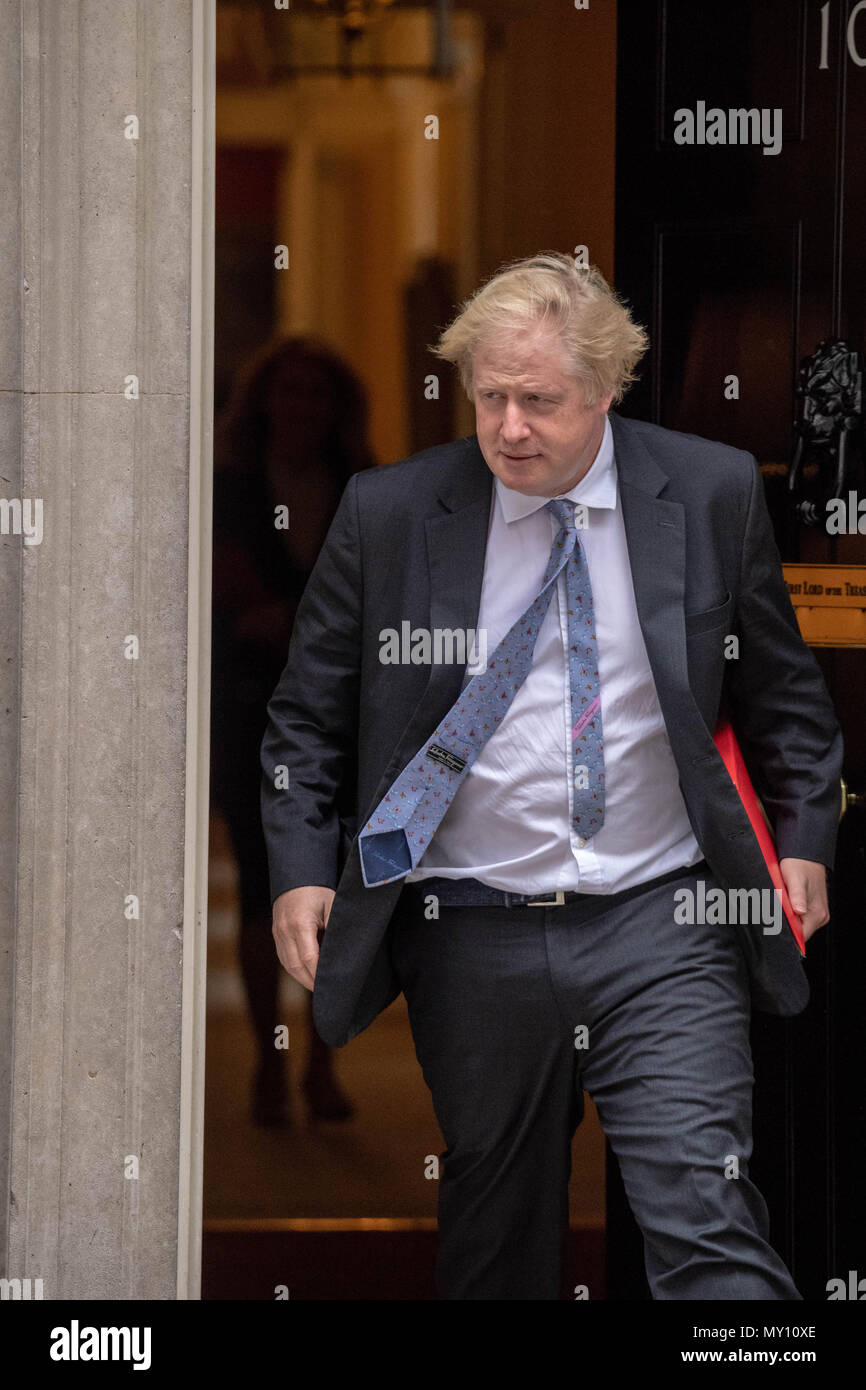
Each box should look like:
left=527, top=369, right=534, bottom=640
left=494, top=414, right=616, bottom=522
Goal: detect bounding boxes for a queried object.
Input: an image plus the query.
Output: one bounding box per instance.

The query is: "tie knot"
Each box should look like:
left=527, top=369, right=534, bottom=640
left=546, top=498, right=576, bottom=531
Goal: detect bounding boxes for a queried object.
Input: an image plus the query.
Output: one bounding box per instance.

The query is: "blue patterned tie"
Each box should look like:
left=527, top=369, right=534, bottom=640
left=358, top=497, right=605, bottom=886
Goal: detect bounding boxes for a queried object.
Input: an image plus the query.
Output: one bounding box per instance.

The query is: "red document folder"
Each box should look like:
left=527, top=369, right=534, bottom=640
left=712, top=718, right=806, bottom=955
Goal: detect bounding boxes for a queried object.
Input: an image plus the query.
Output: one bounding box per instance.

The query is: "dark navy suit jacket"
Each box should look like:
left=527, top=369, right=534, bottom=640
left=260, top=411, right=844, bottom=1047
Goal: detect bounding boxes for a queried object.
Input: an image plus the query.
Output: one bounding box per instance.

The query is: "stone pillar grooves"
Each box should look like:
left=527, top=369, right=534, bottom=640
left=1, top=0, right=209, bottom=1299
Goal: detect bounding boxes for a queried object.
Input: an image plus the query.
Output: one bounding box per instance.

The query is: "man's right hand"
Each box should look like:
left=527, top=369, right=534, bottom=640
left=271, top=885, right=336, bottom=992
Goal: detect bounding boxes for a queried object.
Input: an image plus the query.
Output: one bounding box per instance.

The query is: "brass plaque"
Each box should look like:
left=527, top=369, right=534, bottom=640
left=783, top=564, right=866, bottom=648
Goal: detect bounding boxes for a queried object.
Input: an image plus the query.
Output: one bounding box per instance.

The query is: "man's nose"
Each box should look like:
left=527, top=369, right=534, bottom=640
left=500, top=400, right=531, bottom=438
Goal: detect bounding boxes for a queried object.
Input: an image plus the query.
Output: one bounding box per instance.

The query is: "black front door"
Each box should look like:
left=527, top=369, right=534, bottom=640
left=611, top=0, right=866, bottom=1300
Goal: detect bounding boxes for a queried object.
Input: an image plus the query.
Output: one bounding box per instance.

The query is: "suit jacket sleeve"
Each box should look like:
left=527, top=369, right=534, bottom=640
left=724, top=454, right=843, bottom=868
left=260, top=473, right=363, bottom=903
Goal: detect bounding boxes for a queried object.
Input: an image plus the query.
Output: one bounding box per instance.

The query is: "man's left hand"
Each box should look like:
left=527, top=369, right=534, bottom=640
left=779, top=857, right=830, bottom=944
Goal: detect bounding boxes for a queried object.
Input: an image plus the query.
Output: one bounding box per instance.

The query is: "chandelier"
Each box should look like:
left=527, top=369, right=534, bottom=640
left=311, top=0, right=398, bottom=43
left=273, top=0, right=456, bottom=78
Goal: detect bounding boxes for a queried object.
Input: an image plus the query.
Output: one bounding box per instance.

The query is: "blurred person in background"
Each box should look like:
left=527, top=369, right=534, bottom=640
left=211, top=336, right=375, bottom=1125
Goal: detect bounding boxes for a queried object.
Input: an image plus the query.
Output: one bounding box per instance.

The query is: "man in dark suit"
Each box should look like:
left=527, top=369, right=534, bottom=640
left=260, top=253, right=843, bottom=1300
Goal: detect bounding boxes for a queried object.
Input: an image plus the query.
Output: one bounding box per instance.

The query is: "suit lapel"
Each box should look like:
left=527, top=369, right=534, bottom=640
left=609, top=413, right=693, bottom=718
left=367, top=440, right=492, bottom=795
left=423, top=438, right=492, bottom=709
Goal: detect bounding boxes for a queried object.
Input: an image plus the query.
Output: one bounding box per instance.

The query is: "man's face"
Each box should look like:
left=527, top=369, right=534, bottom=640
left=471, top=325, right=614, bottom=497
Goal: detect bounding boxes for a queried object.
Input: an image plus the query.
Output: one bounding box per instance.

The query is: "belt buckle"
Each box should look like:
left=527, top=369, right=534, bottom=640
left=526, top=890, right=566, bottom=907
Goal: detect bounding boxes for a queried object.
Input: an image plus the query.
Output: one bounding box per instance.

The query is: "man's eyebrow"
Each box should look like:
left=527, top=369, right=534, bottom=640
left=476, top=381, right=562, bottom=394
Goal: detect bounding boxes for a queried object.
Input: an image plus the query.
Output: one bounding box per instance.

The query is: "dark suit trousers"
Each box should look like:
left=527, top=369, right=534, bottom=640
left=389, top=864, right=801, bottom=1301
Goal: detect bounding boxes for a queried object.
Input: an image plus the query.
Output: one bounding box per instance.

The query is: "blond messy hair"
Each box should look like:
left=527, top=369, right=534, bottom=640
left=429, top=252, right=649, bottom=407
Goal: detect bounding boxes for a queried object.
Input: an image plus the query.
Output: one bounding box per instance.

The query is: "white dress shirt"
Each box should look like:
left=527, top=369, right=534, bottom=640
left=406, top=414, right=703, bottom=894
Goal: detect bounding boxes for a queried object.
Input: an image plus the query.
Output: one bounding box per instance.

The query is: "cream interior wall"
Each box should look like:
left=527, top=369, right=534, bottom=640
left=216, top=10, right=484, bottom=466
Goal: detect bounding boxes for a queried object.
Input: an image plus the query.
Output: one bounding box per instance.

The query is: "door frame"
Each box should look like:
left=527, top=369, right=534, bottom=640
left=177, top=0, right=216, bottom=1301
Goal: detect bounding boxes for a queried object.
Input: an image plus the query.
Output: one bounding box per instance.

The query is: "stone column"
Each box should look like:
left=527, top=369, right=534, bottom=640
left=1, top=0, right=213, bottom=1299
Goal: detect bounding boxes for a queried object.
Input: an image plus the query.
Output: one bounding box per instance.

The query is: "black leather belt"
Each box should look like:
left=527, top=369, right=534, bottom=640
left=401, top=861, right=707, bottom=910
